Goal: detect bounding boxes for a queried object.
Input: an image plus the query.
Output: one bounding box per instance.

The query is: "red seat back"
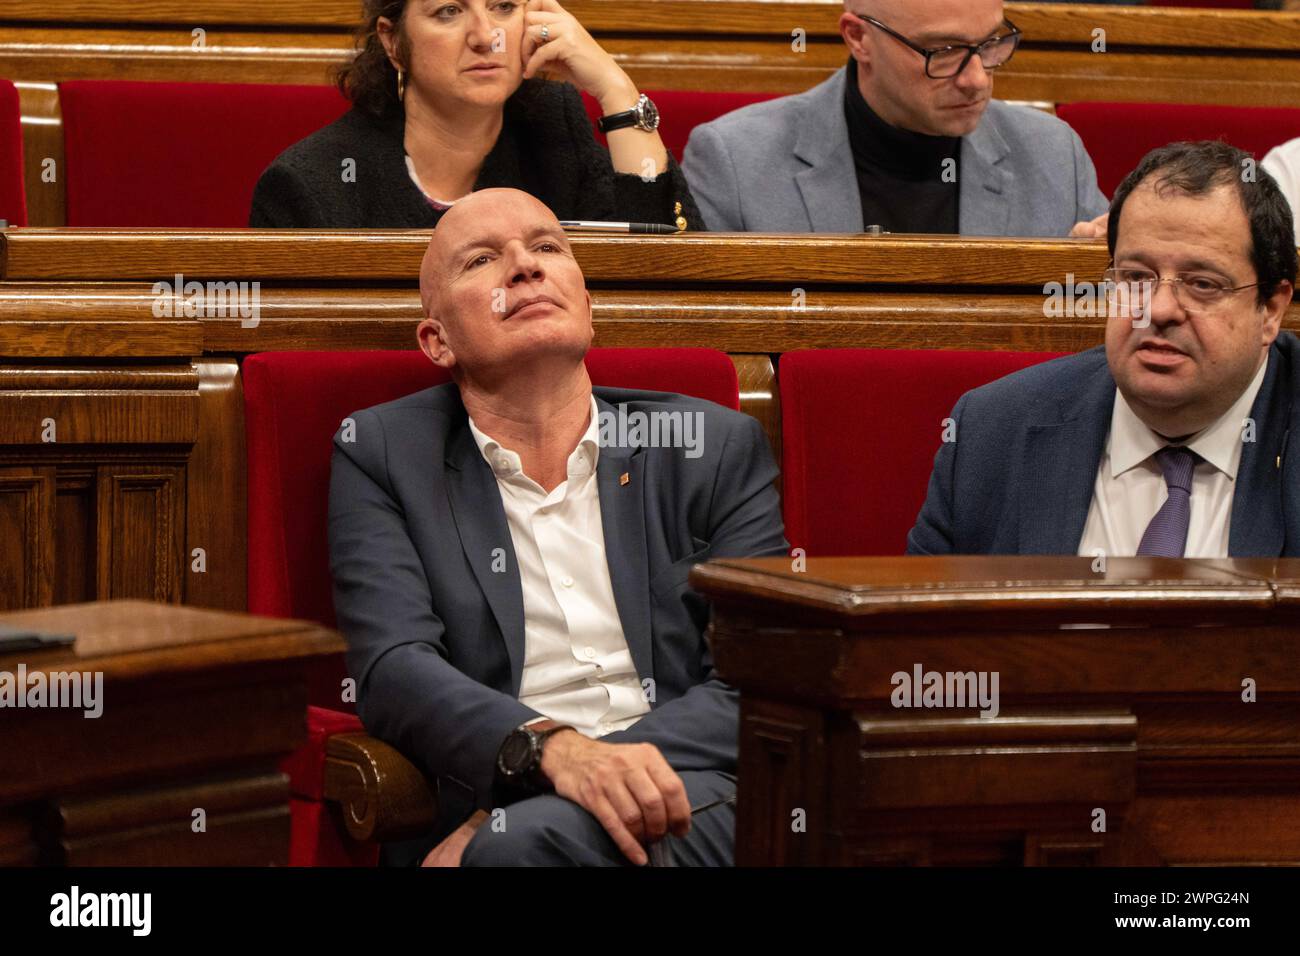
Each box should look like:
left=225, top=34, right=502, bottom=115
left=582, top=90, right=782, bottom=158
left=60, top=80, right=349, bottom=226
left=1057, top=101, right=1300, bottom=197
left=780, top=349, right=1065, bottom=556
left=0, top=80, right=26, bottom=226
left=245, top=348, right=740, bottom=631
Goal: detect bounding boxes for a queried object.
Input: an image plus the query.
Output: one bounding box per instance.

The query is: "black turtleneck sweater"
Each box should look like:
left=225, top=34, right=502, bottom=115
left=842, top=60, right=961, bottom=234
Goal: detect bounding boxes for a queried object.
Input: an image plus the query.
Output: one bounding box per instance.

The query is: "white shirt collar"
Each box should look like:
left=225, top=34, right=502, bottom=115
left=403, top=155, right=457, bottom=209
left=1108, top=355, right=1269, bottom=480
left=467, top=395, right=601, bottom=483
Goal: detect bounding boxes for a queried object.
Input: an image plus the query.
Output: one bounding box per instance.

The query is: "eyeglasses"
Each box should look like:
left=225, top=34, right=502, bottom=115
left=857, top=15, right=1022, bottom=79
left=1102, top=267, right=1259, bottom=314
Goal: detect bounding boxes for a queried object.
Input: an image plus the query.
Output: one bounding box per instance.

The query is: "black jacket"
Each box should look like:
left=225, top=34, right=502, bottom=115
left=249, top=79, right=701, bottom=229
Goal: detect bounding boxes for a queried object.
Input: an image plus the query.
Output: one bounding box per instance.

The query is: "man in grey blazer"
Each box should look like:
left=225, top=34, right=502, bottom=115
left=908, top=141, right=1299, bottom=557
left=328, top=188, right=786, bottom=866
left=683, top=0, right=1108, bottom=237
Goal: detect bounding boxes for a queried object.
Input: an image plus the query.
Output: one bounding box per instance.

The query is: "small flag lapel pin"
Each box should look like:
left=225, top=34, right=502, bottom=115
left=619, top=472, right=630, bottom=486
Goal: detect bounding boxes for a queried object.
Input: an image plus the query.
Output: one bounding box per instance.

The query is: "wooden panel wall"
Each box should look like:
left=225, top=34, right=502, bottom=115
left=2, top=2, right=1299, bottom=104
left=0, top=361, right=201, bottom=610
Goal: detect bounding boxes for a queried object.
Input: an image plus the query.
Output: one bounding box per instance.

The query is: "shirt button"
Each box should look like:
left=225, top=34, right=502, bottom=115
left=583, top=646, right=597, bottom=660
left=561, top=576, right=574, bottom=588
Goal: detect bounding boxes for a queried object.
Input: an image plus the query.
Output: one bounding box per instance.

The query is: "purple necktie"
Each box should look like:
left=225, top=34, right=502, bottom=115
left=1136, top=446, right=1199, bottom=557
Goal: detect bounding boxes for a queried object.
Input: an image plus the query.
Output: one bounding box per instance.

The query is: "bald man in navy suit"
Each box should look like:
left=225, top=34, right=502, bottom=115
left=329, top=188, right=786, bottom=866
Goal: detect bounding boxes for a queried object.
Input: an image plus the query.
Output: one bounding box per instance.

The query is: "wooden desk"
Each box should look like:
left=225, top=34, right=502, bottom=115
left=0, top=599, right=344, bottom=865
left=692, top=556, right=1300, bottom=866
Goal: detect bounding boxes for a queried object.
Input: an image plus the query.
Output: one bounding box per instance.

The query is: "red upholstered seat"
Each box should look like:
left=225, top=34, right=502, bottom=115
left=780, top=349, right=1064, bottom=557
left=0, top=79, right=26, bottom=226
left=55, top=80, right=775, bottom=226
left=59, top=81, right=349, bottom=226
left=243, top=347, right=739, bottom=865
left=581, top=90, right=781, bottom=158
left=1057, top=101, right=1300, bottom=197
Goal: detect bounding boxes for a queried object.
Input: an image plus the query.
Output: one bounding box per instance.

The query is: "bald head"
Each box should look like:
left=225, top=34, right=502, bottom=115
left=414, top=187, right=593, bottom=381
left=420, top=188, right=565, bottom=319
left=841, top=0, right=1005, bottom=137
left=846, top=0, right=1003, bottom=38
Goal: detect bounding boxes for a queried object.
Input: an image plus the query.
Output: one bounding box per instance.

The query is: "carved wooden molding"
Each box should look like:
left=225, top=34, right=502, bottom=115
left=0, top=469, right=54, bottom=609
left=735, top=699, right=826, bottom=866
left=96, top=466, right=184, bottom=603
left=323, top=733, right=439, bottom=843
left=46, top=768, right=289, bottom=866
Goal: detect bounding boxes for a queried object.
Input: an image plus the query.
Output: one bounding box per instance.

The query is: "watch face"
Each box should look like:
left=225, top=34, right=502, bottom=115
left=640, top=96, right=659, bottom=130
left=499, top=731, right=534, bottom=776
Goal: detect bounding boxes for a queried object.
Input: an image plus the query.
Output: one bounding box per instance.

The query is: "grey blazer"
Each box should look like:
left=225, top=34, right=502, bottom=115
left=682, top=67, right=1109, bottom=236
left=329, top=384, right=787, bottom=830
left=907, top=334, right=1300, bottom=556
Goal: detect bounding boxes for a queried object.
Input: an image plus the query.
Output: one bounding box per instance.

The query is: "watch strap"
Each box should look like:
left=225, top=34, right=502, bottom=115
left=597, top=106, right=639, bottom=134
left=524, top=720, right=573, bottom=790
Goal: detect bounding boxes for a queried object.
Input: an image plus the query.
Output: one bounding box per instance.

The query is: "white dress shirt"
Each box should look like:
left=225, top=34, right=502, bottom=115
left=467, top=397, right=650, bottom=739
left=1077, top=359, right=1268, bottom=559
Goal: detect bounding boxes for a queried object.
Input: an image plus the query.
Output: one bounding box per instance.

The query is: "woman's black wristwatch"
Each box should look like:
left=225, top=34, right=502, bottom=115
left=597, top=93, right=660, bottom=134
left=496, top=719, right=574, bottom=791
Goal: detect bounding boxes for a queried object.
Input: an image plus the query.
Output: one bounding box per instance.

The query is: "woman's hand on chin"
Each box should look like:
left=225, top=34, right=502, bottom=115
left=520, top=0, right=638, bottom=112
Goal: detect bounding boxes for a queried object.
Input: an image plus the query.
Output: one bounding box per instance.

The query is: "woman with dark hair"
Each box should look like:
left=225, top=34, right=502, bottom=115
left=250, top=0, right=699, bottom=229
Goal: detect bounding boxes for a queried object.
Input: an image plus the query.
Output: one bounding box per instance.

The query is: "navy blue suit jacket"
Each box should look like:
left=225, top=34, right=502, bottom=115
left=908, top=333, right=1299, bottom=556
left=329, top=384, right=787, bottom=831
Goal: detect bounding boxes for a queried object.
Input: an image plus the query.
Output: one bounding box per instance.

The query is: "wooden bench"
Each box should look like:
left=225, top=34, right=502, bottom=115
left=9, top=3, right=1300, bottom=226
left=5, top=2, right=1300, bottom=105
left=1, top=228, right=1297, bottom=615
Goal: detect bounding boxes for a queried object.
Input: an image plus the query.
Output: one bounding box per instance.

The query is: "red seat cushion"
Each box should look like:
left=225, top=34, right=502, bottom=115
left=55, top=81, right=775, bottom=224
left=289, top=795, right=380, bottom=868
left=581, top=90, right=781, bottom=158
left=0, top=79, right=26, bottom=226
left=1057, top=101, right=1300, bottom=197
left=780, top=349, right=1064, bottom=556
left=283, top=706, right=366, bottom=802
left=59, top=80, right=349, bottom=226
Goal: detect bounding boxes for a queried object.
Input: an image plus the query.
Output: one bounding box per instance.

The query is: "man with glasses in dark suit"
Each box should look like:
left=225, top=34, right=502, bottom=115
left=909, top=141, right=1299, bottom=559
left=683, top=0, right=1108, bottom=237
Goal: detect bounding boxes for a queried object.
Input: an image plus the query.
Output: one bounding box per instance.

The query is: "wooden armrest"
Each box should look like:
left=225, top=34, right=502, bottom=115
left=323, top=733, right=440, bottom=843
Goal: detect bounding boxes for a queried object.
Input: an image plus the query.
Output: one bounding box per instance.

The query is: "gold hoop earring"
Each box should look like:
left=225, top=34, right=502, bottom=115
left=397, top=68, right=407, bottom=102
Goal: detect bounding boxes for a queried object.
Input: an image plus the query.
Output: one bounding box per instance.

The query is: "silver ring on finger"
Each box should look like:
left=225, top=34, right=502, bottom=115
left=540, top=24, right=550, bottom=42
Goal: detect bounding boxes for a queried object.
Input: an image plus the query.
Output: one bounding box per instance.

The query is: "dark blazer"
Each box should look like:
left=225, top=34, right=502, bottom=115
left=249, top=80, right=701, bottom=229
left=908, top=333, right=1299, bottom=556
left=329, top=384, right=786, bottom=832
